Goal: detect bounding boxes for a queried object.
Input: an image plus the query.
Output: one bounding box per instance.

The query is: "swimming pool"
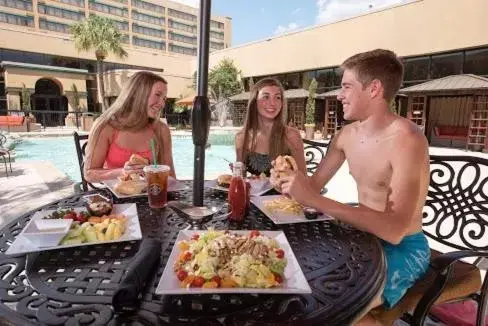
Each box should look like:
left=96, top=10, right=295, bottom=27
left=14, top=134, right=236, bottom=182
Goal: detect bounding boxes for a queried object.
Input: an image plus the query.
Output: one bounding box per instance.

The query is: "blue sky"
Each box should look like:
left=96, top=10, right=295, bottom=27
left=173, top=0, right=410, bottom=46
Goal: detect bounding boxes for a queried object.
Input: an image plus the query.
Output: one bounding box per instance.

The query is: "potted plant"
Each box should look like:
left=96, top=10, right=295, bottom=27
left=304, top=78, right=317, bottom=140
left=21, top=83, right=36, bottom=129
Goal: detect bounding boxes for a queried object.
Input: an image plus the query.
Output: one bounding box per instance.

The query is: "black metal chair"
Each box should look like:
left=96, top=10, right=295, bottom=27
left=371, top=155, right=488, bottom=326
left=303, top=137, right=333, bottom=175
left=0, top=134, right=13, bottom=176
left=73, top=131, right=102, bottom=192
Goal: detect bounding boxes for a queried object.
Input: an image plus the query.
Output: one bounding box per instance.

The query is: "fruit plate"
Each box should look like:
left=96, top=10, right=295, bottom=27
left=5, top=203, right=142, bottom=255
left=155, top=230, right=311, bottom=295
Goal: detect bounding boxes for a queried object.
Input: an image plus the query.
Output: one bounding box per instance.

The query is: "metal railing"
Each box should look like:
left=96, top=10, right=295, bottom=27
left=0, top=110, right=96, bottom=130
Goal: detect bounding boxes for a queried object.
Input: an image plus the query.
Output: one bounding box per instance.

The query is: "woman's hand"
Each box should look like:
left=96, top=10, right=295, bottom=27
left=123, top=162, right=146, bottom=176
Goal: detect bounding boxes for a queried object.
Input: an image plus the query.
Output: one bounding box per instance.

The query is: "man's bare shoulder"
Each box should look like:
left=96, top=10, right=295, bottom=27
left=333, top=121, right=359, bottom=147
left=393, top=117, right=428, bottom=148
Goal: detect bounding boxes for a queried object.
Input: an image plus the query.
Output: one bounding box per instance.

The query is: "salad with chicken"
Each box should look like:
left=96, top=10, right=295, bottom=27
left=174, top=230, right=287, bottom=289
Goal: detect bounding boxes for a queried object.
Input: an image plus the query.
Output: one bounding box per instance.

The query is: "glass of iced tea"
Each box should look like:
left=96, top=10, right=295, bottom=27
left=143, top=165, right=170, bottom=208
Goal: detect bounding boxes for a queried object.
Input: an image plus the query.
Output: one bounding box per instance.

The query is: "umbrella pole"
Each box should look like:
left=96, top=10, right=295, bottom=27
left=192, top=0, right=211, bottom=207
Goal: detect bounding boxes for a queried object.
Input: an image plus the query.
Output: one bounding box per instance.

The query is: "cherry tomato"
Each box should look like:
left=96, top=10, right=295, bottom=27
left=183, top=252, right=192, bottom=261
left=274, top=273, right=283, bottom=284
left=250, top=230, right=260, bottom=238
left=192, top=276, right=205, bottom=287
left=275, top=249, right=284, bottom=259
left=191, top=234, right=200, bottom=241
left=211, top=276, right=221, bottom=286
left=177, top=270, right=188, bottom=281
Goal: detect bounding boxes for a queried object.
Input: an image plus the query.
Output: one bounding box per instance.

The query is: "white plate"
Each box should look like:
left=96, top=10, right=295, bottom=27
left=251, top=195, right=333, bottom=225
left=204, top=179, right=273, bottom=197
left=5, top=203, right=142, bottom=255
left=103, top=177, right=188, bottom=199
left=155, top=230, right=311, bottom=295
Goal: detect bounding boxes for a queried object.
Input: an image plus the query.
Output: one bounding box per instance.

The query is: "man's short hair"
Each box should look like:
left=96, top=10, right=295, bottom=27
left=341, top=49, right=404, bottom=102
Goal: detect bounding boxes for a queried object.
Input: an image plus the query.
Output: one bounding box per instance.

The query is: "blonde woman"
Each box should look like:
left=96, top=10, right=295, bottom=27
left=235, top=78, right=306, bottom=176
left=84, top=71, right=176, bottom=183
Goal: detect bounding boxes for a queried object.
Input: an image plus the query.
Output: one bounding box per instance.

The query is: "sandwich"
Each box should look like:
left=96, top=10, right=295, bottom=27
left=114, top=180, right=147, bottom=195
left=127, top=153, right=149, bottom=166
left=217, top=174, right=232, bottom=188
left=272, top=155, right=298, bottom=178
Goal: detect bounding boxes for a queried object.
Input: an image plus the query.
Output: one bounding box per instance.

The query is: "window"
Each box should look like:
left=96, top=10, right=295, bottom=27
left=464, top=48, right=488, bottom=76
left=316, top=68, right=340, bottom=92
left=0, top=0, right=32, bottom=11
left=431, top=52, right=463, bottom=78
left=133, top=36, right=164, bottom=50
left=111, top=19, right=128, bottom=30
left=133, top=23, right=164, bottom=38
left=169, top=44, right=196, bottom=56
left=210, top=30, right=224, bottom=40
left=132, top=10, right=163, bottom=25
left=404, top=56, right=430, bottom=82
left=0, top=11, right=33, bottom=26
left=52, top=0, right=84, bottom=7
left=38, top=4, right=84, bottom=21
left=210, top=20, right=223, bottom=29
left=131, top=0, right=163, bottom=14
left=39, top=18, right=70, bottom=33
left=89, top=1, right=128, bottom=17
left=169, top=19, right=196, bottom=33
left=168, top=8, right=196, bottom=22
left=169, top=31, right=196, bottom=45
left=210, top=41, right=224, bottom=50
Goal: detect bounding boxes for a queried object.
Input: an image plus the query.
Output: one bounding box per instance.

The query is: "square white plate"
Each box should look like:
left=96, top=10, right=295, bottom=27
left=251, top=195, right=333, bottom=225
left=155, top=230, right=311, bottom=295
left=204, top=179, right=273, bottom=197
left=103, top=177, right=188, bottom=199
left=5, top=203, right=142, bottom=255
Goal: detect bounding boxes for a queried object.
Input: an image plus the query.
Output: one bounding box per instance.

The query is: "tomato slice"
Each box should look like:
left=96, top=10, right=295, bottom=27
left=275, top=249, right=284, bottom=259
left=250, top=230, right=260, bottom=238
left=192, top=276, right=205, bottom=287
left=177, top=270, right=188, bottom=281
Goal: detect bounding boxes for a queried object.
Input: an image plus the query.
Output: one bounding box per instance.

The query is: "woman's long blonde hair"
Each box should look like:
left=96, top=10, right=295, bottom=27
left=85, top=71, right=167, bottom=168
left=241, top=78, right=288, bottom=163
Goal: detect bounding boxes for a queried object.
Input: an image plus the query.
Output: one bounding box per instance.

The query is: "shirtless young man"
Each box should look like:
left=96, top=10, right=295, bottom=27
left=279, top=49, right=431, bottom=325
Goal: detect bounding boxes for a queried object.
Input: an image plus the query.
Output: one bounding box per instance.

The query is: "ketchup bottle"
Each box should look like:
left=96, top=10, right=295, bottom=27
left=228, top=162, right=248, bottom=222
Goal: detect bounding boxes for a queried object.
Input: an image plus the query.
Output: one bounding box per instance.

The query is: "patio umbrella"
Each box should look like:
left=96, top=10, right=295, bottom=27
left=192, top=0, right=211, bottom=206
left=177, top=95, right=216, bottom=106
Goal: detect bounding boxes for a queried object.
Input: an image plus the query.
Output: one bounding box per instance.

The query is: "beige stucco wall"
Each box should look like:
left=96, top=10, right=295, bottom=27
left=0, top=27, right=194, bottom=77
left=103, top=69, right=193, bottom=98
left=4, top=67, right=88, bottom=94
left=203, top=0, right=488, bottom=77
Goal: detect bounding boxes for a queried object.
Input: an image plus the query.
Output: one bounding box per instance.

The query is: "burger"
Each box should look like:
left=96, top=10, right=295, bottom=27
left=217, top=174, right=232, bottom=188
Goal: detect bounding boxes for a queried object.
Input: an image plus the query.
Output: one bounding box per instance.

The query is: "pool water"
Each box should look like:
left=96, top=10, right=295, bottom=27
left=14, top=135, right=236, bottom=182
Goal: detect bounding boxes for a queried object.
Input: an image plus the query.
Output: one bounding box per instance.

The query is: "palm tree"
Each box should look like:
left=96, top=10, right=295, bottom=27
left=71, top=15, right=128, bottom=111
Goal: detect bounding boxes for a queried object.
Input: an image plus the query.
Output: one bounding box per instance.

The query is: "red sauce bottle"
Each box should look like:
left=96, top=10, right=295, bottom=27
left=228, top=162, right=248, bottom=222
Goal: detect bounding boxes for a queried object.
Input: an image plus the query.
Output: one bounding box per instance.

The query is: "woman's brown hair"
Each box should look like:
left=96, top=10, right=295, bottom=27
left=241, top=78, right=289, bottom=163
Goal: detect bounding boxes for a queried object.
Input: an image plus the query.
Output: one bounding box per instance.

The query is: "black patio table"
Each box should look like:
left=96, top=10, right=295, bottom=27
left=0, top=181, right=385, bottom=326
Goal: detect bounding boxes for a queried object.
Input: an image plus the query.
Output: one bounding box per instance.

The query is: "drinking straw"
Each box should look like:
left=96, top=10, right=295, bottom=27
left=150, top=139, right=157, bottom=166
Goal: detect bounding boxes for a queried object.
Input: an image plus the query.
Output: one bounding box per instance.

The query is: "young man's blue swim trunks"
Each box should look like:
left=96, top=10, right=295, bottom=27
left=381, top=232, right=430, bottom=308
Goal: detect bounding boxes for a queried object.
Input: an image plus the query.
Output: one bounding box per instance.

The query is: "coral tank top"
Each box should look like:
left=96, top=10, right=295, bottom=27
left=105, top=128, right=154, bottom=169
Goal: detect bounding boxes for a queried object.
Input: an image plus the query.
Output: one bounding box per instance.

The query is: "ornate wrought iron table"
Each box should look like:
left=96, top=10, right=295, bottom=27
left=0, top=181, right=385, bottom=325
